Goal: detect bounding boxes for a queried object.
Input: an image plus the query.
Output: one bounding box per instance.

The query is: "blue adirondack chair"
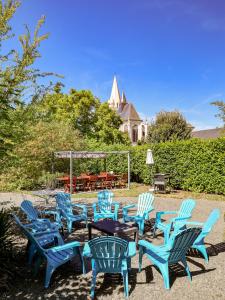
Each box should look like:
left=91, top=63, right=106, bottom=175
left=55, top=192, right=78, bottom=207
left=122, top=192, right=154, bottom=235
left=21, top=200, right=62, bottom=232
left=174, top=208, right=220, bottom=262
left=13, top=214, right=61, bottom=265
left=55, top=193, right=88, bottom=233
left=153, top=198, right=196, bottom=243
left=83, top=236, right=136, bottom=299
left=92, top=190, right=119, bottom=222
left=13, top=214, right=83, bottom=288
left=139, top=227, right=201, bottom=289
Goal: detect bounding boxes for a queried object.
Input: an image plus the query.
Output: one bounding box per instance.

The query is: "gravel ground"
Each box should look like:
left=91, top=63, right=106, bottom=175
left=1, top=192, right=225, bottom=300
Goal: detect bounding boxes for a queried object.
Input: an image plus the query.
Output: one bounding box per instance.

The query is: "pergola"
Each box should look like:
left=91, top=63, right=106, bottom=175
left=54, top=151, right=130, bottom=194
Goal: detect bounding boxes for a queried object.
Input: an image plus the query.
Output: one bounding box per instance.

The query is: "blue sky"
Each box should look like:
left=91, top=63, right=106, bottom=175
left=8, top=0, right=225, bottom=129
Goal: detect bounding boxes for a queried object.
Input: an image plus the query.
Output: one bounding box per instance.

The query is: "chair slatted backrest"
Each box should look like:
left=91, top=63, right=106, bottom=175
left=202, top=208, right=220, bottom=233
left=13, top=214, right=46, bottom=254
left=55, top=192, right=71, bottom=205
left=21, top=200, right=39, bottom=221
left=137, top=193, right=154, bottom=216
left=178, top=199, right=196, bottom=218
left=13, top=214, right=63, bottom=260
left=88, top=236, right=128, bottom=273
left=195, top=208, right=220, bottom=243
left=98, top=190, right=114, bottom=213
left=168, top=227, right=201, bottom=264
left=55, top=194, right=73, bottom=216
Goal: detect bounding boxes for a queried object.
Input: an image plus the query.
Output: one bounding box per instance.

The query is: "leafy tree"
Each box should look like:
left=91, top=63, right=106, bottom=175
left=0, top=120, right=85, bottom=190
left=30, top=87, right=129, bottom=144
left=31, top=88, right=100, bottom=137
left=95, top=102, right=130, bottom=144
left=211, top=101, right=225, bottom=125
left=147, top=110, right=192, bottom=143
left=0, top=0, right=53, bottom=159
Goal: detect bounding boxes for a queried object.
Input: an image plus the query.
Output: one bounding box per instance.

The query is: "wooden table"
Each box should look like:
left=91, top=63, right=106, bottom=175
left=88, top=219, right=139, bottom=244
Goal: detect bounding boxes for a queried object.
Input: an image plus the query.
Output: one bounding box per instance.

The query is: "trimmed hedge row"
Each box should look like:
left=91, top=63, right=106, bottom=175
left=89, top=138, right=225, bottom=195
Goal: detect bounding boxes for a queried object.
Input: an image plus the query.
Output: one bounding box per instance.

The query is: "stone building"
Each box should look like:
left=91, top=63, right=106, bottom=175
left=108, top=76, right=148, bottom=144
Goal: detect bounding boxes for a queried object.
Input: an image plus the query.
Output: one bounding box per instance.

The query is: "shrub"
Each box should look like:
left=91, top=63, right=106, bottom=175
left=91, top=138, right=225, bottom=195
left=0, top=121, right=86, bottom=191
left=1, top=134, right=225, bottom=195
left=0, top=208, right=15, bottom=292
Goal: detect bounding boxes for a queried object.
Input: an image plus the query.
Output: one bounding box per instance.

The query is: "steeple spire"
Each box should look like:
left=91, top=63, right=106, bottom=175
left=108, top=76, right=121, bottom=109
left=121, top=91, right=127, bottom=103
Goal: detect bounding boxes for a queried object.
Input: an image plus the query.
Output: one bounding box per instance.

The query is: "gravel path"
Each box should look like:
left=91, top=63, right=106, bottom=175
left=1, top=192, right=225, bottom=300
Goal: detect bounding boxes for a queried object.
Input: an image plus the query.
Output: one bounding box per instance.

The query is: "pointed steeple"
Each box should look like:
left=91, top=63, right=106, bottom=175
left=121, top=91, right=127, bottom=103
left=108, top=76, right=121, bottom=109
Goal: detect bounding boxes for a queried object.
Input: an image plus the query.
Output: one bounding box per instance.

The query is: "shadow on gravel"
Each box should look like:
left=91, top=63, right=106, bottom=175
left=140, top=259, right=216, bottom=290
left=186, top=242, right=225, bottom=260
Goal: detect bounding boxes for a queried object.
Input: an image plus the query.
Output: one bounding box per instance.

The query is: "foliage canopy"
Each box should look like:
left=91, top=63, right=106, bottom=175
left=147, top=110, right=192, bottom=143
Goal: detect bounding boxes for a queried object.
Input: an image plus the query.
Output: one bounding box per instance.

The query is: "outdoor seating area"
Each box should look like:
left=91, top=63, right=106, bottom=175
left=57, top=172, right=128, bottom=193
left=11, top=190, right=223, bottom=299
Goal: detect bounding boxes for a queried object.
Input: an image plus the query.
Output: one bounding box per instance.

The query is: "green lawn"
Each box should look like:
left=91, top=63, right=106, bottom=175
left=72, top=183, right=225, bottom=201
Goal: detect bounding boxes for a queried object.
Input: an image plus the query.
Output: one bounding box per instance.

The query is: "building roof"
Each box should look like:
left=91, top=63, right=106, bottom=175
left=118, top=103, right=142, bottom=121
left=191, top=128, right=224, bottom=139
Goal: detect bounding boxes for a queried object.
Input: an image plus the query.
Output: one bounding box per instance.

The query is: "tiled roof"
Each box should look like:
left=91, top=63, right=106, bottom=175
left=118, top=103, right=142, bottom=121
left=191, top=128, right=224, bottom=139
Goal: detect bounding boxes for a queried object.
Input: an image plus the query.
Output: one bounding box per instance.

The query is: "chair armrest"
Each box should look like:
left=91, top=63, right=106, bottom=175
left=123, top=204, right=137, bottom=212
left=32, top=228, right=59, bottom=237
left=172, top=216, right=191, bottom=222
left=41, top=210, right=57, bottom=215
left=156, top=211, right=178, bottom=217
left=35, top=218, right=52, bottom=226
left=41, top=210, right=61, bottom=221
left=155, top=211, right=178, bottom=223
left=127, top=241, right=136, bottom=257
left=174, top=221, right=204, bottom=234
left=138, top=240, right=170, bottom=253
left=51, top=241, right=81, bottom=252
left=181, top=221, right=204, bottom=226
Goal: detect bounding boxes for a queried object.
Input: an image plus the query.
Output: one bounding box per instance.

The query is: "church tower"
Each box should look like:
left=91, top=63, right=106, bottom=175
left=107, top=76, right=149, bottom=144
left=108, top=76, right=121, bottom=109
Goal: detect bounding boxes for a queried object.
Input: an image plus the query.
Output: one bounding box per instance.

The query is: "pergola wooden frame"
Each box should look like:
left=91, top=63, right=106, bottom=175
left=54, top=151, right=130, bottom=194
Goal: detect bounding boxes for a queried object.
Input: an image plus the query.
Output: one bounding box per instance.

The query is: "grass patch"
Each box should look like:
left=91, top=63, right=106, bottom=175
left=71, top=183, right=225, bottom=201
left=5, top=183, right=225, bottom=202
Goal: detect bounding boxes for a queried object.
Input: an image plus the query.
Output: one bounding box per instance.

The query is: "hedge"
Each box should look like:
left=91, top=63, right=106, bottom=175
left=89, top=138, right=225, bottom=195
left=1, top=137, right=224, bottom=194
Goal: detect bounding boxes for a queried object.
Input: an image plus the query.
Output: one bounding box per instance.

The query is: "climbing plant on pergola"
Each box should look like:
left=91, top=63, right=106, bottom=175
left=54, top=151, right=130, bottom=194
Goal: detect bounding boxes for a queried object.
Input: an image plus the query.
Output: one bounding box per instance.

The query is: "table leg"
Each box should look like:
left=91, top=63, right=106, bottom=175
left=88, top=224, right=92, bottom=240
left=134, top=229, right=138, bottom=245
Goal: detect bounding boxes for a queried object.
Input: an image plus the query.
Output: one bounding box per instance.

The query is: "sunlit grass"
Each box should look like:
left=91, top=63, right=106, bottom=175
left=72, top=183, right=225, bottom=201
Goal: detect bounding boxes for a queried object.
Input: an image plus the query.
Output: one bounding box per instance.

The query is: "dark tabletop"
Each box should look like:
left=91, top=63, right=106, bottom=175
left=89, top=219, right=137, bottom=234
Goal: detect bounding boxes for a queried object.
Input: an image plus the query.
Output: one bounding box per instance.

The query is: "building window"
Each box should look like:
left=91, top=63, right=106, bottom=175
left=132, top=125, right=138, bottom=143
left=142, top=125, right=145, bottom=138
